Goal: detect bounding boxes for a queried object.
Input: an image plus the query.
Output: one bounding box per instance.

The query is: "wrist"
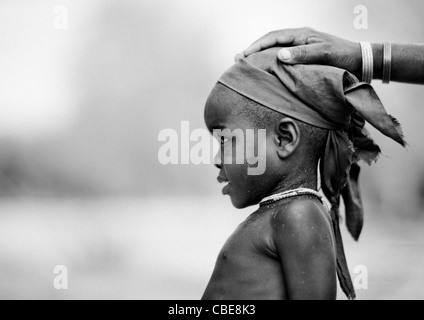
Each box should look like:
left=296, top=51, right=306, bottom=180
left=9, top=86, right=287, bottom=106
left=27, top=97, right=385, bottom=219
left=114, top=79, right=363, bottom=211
left=371, top=43, right=383, bottom=79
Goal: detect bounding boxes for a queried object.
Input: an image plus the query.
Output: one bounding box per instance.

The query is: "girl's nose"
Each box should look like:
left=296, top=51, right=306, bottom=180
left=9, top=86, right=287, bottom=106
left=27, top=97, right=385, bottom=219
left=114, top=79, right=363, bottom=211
left=214, top=149, right=223, bottom=169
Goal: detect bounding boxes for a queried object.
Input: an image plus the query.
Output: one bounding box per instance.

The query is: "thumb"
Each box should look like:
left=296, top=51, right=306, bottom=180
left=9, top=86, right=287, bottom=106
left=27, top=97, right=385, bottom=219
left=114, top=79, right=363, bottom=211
left=278, top=44, right=327, bottom=65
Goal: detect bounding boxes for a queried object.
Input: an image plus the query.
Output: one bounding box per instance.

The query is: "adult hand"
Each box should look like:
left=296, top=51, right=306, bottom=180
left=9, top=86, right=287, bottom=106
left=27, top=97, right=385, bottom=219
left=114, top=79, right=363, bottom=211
left=237, top=28, right=362, bottom=77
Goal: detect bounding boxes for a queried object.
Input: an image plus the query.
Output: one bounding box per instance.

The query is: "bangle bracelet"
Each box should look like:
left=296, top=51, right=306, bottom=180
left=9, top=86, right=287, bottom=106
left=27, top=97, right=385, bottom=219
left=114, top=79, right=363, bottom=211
left=359, top=41, right=373, bottom=84
left=382, top=42, right=392, bottom=84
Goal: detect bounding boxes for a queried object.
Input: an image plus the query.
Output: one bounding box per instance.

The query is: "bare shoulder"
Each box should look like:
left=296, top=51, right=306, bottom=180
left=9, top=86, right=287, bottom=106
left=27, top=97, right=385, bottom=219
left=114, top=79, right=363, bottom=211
left=269, top=196, right=337, bottom=300
left=271, top=196, right=333, bottom=244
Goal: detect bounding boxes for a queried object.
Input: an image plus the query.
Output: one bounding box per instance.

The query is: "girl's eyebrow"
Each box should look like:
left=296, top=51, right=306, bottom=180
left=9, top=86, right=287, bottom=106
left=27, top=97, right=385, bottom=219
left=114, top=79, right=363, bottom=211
left=208, top=124, right=227, bottom=134
left=212, top=125, right=227, bottom=130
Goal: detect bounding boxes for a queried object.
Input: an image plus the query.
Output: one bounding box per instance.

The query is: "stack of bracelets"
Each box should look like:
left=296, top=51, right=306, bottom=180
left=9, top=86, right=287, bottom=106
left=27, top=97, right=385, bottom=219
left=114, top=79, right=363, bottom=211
left=359, top=42, right=392, bottom=84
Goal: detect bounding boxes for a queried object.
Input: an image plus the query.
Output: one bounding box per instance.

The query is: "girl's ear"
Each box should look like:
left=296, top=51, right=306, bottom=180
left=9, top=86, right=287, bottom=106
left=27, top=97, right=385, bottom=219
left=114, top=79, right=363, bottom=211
left=274, top=117, right=300, bottom=159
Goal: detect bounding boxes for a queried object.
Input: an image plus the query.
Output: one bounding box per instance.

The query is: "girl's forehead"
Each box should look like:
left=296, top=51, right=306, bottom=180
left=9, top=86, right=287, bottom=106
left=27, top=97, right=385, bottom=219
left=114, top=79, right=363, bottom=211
left=205, top=83, right=256, bottom=133
left=204, top=84, right=237, bottom=127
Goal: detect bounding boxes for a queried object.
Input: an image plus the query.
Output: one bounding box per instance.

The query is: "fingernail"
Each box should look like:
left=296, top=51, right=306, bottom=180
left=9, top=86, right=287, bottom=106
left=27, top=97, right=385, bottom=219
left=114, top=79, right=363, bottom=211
left=279, top=49, right=292, bottom=60
left=234, top=53, right=244, bottom=62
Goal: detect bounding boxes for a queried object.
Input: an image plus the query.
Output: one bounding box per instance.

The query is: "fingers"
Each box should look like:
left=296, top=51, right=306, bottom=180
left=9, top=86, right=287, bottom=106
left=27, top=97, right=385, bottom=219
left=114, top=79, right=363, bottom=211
left=234, top=32, right=294, bottom=62
left=242, top=31, right=295, bottom=57
left=277, top=44, right=329, bottom=65
left=238, top=28, right=319, bottom=60
left=244, top=33, right=295, bottom=56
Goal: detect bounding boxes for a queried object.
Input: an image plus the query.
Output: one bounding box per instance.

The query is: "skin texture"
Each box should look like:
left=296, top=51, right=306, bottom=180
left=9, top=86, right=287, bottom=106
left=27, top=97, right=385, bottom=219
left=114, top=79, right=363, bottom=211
left=239, top=27, right=424, bottom=84
left=201, top=197, right=336, bottom=300
left=202, top=83, right=337, bottom=300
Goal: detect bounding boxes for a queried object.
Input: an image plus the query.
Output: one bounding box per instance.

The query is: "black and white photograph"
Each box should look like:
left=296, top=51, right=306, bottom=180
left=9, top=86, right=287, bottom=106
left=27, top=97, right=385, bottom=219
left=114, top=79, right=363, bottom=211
left=1, top=0, right=423, bottom=303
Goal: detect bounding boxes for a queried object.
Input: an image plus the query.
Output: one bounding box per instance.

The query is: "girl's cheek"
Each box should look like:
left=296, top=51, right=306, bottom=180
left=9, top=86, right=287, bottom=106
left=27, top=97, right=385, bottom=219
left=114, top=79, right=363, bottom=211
left=222, top=136, right=246, bottom=165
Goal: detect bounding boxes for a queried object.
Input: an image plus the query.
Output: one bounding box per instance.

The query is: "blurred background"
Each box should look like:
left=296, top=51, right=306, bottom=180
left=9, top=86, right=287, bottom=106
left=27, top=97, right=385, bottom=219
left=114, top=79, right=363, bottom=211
left=0, top=0, right=423, bottom=300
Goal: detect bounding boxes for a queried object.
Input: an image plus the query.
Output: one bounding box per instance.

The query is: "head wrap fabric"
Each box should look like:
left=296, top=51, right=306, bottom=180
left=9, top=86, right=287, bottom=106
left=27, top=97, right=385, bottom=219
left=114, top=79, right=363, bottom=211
left=217, top=48, right=406, bottom=300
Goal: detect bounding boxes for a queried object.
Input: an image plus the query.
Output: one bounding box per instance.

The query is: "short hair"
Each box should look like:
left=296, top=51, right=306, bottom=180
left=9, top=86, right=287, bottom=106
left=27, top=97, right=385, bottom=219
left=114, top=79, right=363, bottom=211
left=230, top=88, right=328, bottom=163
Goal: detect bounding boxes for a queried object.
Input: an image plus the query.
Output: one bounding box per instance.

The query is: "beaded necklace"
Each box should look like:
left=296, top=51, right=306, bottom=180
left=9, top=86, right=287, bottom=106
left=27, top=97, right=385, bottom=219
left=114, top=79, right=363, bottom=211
left=259, top=188, right=323, bottom=206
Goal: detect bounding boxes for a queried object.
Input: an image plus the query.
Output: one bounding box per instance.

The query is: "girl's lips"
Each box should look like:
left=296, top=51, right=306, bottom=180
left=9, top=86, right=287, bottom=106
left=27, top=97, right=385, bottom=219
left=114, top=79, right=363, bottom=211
left=222, top=182, right=231, bottom=195
left=217, top=170, right=231, bottom=194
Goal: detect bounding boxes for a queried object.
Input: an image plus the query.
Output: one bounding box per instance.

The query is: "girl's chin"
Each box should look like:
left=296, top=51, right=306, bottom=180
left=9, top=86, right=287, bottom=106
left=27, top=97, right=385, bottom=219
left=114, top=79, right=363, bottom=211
left=229, top=194, right=256, bottom=209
